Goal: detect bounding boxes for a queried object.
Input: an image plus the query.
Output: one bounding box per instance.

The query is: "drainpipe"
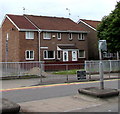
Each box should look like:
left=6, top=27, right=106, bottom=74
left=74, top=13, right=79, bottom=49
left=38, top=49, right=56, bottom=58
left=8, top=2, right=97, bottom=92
left=38, top=30, right=41, bottom=62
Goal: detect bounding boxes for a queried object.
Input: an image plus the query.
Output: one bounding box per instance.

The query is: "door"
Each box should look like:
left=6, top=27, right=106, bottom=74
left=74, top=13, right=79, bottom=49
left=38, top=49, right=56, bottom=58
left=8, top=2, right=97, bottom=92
left=72, top=51, right=77, bottom=61
left=63, top=51, right=68, bottom=61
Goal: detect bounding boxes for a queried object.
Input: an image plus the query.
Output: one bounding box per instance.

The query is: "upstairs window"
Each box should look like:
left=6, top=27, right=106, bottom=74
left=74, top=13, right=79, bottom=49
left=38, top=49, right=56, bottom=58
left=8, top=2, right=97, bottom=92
left=68, top=33, right=72, bottom=40
left=25, top=50, right=34, bottom=60
left=78, top=33, right=84, bottom=40
left=57, top=33, right=61, bottom=40
left=26, top=32, right=34, bottom=39
left=43, top=32, right=51, bottom=39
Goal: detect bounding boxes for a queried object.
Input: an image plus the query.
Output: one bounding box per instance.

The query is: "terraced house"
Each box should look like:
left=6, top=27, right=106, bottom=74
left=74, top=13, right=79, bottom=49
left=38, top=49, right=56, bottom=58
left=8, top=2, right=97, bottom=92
left=78, top=19, right=100, bottom=60
left=0, top=14, right=88, bottom=63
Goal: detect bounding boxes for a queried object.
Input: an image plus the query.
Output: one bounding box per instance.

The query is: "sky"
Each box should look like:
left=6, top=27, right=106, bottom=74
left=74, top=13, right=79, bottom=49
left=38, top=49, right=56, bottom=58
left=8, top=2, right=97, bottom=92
left=0, top=0, right=119, bottom=24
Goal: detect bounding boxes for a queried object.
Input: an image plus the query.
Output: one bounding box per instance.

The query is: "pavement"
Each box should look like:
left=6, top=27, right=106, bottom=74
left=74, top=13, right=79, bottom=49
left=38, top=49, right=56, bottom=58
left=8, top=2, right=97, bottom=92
left=1, top=73, right=119, bottom=89
left=1, top=73, right=120, bottom=113
left=19, top=93, right=119, bottom=112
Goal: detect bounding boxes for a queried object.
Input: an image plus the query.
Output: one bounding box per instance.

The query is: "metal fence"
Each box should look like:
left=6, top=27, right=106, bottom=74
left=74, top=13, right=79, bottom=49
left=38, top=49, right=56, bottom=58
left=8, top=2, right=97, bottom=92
left=85, top=60, right=120, bottom=74
left=0, top=60, right=120, bottom=84
left=1, top=61, right=44, bottom=77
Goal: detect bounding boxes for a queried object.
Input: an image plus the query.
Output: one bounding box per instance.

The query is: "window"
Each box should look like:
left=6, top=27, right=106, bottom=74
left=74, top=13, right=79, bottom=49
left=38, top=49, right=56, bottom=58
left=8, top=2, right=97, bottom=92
left=44, top=50, right=55, bottom=59
left=68, top=33, right=72, bottom=40
left=79, top=50, right=85, bottom=58
left=43, top=32, right=51, bottom=39
left=78, top=33, right=84, bottom=40
left=25, top=50, right=34, bottom=60
left=57, top=51, right=61, bottom=59
left=57, top=33, right=61, bottom=40
left=26, top=32, right=34, bottom=39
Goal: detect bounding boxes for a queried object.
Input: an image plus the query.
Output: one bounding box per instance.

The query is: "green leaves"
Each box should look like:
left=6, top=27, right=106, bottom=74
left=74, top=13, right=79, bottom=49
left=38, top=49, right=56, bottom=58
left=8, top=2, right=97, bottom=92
left=97, top=1, right=120, bottom=53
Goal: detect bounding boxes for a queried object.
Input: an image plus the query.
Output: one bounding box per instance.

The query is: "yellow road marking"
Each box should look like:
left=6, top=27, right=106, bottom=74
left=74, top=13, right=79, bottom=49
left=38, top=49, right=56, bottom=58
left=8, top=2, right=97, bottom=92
left=1, top=79, right=119, bottom=92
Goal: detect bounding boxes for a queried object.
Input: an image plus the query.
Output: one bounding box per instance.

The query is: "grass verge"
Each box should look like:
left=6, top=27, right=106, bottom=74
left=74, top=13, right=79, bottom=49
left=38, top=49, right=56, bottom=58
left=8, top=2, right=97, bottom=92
left=52, top=69, right=84, bottom=75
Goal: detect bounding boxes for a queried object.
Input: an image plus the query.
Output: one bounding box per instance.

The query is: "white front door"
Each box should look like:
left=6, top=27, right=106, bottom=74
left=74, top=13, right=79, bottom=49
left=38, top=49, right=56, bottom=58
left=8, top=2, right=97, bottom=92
left=63, top=51, right=68, bottom=61
left=72, top=51, right=77, bottom=61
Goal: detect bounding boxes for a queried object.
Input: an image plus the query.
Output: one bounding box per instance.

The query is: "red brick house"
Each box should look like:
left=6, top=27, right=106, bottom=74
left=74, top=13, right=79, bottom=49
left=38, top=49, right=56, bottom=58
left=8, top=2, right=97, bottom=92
left=0, top=14, right=88, bottom=63
left=78, top=19, right=100, bottom=60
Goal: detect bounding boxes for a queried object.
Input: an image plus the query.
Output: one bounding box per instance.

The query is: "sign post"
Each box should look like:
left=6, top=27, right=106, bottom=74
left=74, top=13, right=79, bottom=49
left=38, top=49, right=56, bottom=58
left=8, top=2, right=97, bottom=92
left=98, top=40, right=107, bottom=89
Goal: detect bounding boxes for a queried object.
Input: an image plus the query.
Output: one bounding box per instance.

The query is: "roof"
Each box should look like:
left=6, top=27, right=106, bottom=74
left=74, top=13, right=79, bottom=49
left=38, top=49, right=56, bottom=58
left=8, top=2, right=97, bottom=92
left=7, top=14, right=37, bottom=30
left=25, top=15, right=86, bottom=31
left=5, top=14, right=86, bottom=32
left=78, top=19, right=101, bottom=31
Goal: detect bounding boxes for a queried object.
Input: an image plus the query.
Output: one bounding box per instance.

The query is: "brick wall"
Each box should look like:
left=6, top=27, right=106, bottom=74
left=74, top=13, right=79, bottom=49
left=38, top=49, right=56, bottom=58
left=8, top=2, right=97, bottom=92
left=78, top=22, right=99, bottom=60
left=19, top=31, right=39, bottom=62
left=1, top=18, right=20, bottom=62
left=40, top=32, right=88, bottom=61
left=1, top=17, right=89, bottom=62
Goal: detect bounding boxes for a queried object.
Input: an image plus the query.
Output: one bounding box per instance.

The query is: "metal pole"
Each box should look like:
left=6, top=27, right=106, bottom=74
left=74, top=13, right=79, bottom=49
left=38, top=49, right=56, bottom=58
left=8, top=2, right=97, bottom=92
left=99, top=49, right=104, bottom=89
left=40, top=62, right=42, bottom=83
left=99, top=61, right=104, bottom=89
left=66, top=64, right=68, bottom=82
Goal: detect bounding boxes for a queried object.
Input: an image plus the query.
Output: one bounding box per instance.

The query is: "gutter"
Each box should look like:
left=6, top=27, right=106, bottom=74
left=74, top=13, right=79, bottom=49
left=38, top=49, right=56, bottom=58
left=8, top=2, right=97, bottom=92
left=41, top=29, right=88, bottom=33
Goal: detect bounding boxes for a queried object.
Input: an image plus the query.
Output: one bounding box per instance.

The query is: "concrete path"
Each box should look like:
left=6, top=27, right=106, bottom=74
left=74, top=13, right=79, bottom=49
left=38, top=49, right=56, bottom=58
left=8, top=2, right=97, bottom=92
left=19, top=94, right=119, bottom=112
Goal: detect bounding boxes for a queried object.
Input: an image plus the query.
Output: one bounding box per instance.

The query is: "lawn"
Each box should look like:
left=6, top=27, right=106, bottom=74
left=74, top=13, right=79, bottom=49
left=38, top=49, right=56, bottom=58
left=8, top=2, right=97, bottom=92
left=52, top=69, right=84, bottom=75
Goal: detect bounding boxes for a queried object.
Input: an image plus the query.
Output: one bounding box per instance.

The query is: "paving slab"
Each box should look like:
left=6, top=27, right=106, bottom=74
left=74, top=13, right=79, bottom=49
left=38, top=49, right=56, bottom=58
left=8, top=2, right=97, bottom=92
left=0, top=98, right=20, bottom=114
left=19, top=94, right=107, bottom=112
left=78, top=87, right=119, bottom=98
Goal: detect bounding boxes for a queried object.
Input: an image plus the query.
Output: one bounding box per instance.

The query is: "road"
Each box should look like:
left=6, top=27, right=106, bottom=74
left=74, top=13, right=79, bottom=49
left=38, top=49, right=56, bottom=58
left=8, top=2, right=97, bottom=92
left=2, top=79, right=119, bottom=103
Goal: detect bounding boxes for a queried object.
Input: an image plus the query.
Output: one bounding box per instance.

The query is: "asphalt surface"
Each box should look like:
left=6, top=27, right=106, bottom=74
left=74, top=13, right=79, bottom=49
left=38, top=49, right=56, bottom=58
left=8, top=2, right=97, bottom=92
left=2, top=79, right=119, bottom=103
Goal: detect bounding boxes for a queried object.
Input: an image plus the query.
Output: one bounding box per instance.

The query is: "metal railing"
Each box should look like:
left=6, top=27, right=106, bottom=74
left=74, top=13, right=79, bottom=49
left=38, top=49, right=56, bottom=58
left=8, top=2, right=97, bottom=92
left=1, top=61, right=44, bottom=77
left=0, top=60, right=120, bottom=84
left=85, top=60, right=120, bottom=73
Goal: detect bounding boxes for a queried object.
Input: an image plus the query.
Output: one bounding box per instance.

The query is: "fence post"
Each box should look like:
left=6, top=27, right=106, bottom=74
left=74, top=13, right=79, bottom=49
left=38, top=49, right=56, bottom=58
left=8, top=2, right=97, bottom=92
left=109, top=60, right=112, bottom=73
left=39, top=61, right=42, bottom=83
left=109, top=60, right=111, bottom=78
left=89, top=62, right=92, bottom=80
left=66, top=64, right=68, bottom=82
left=18, top=63, right=20, bottom=78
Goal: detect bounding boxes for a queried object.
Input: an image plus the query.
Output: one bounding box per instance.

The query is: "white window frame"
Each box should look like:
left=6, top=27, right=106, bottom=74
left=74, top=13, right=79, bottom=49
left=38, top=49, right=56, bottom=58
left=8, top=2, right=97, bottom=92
left=57, top=33, right=61, bottom=40
left=25, top=50, right=34, bottom=60
left=78, top=33, right=84, bottom=40
left=43, top=50, right=55, bottom=59
left=78, top=50, right=85, bottom=58
left=68, top=33, right=73, bottom=40
left=25, top=32, right=34, bottom=39
left=43, top=32, right=51, bottom=39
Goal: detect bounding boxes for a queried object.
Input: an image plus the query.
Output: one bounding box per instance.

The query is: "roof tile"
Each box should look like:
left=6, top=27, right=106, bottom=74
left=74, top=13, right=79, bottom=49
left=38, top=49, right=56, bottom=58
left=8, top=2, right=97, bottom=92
left=7, top=14, right=86, bottom=31
left=7, top=14, right=37, bottom=30
left=25, top=15, right=86, bottom=31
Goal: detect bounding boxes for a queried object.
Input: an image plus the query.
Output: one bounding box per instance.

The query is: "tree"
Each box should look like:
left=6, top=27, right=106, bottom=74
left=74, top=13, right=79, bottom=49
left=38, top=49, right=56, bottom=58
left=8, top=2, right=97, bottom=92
left=97, top=1, right=120, bottom=53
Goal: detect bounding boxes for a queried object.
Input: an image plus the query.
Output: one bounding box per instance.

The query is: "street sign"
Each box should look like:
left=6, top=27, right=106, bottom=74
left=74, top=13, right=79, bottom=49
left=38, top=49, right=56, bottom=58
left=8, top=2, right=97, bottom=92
left=98, top=40, right=107, bottom=51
